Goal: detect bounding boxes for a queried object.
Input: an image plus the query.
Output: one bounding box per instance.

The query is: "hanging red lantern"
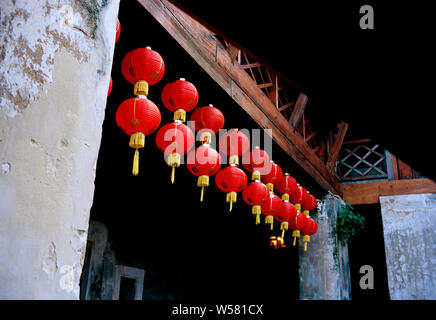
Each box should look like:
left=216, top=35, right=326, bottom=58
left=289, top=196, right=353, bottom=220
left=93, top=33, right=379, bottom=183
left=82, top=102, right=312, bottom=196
left=241, top=146, right=270, bottom=178
left=121, top=46, right=165, bottom=96
left=290, top=184, right=308, bottom=206
left=242, top=179, right=269, bottom=225
left=187, top=135, right=222, bottom=201
left=275, top=197, right=297, bottom=239
left=301, top=215, right=318, bottom=251
left=190, top=104, right=225, bottom=136
left=161, top=78, right=199, bottom=122
left=115, top=19, right=121, bottom=43
left=261, top=160, right=283, bottom=193
left=116, top=96, right=161, bottom=175
left=218, top=129, right=250, bottom=162
left=288, top=203, right=308, bottom=246
left=276, top=172, right=298, bottom=201
left=107, top=76, right=113, bottom=96
left=155, top=121, right=195, bottom=183
left=302, top=192, right=317, bottom=213
left=261, top=192, right=282, bottom=230
left=215, top=165, right=248, bottom=211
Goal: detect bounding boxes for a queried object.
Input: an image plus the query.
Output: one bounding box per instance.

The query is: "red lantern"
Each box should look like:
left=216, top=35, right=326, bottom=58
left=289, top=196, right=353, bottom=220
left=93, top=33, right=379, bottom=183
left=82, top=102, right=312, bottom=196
left=290, top=184, right=308, bottom=206
left=190, top=104, right=225, bottom=135
left=187, top=140, right=222, bottom=201
left=107, top=76, right=113, bottom=96
left=161, top=78, right=199, bottom=122
left=288, top=204, right=308, bottom=246
left=276, top=173, right=298, bottom=201
left=115, top=19, right=121, bottom=43
left=261, top=161, right=283, bottom=193
left=241, top=146, right=270, bottom=179
left=261, top=192, right=282, bottom=230
left=156, top=121, right=195, bottom=183
left=121, top=46, right=165, bottom=96
left=116, top=97, right=161, bottom=175
left=218, top=129, right=250, bottom=160
left=302, top=192, right=317, bottom=213
left=275, top=199, right=297, bottom=239
left=215, top=165, right=248, bottom=211
left=301, top=216, right=318, bottom=251
left=242, top=180, right=269, bottom=225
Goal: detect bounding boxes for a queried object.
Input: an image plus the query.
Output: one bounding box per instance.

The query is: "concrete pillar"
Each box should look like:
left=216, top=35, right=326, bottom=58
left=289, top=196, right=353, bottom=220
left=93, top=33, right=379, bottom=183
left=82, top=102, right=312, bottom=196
left=0, top=0, right=120, bottom=299
left=380, top=193, right=436, bottom=300
left=299, top=192, right=352, bottom=300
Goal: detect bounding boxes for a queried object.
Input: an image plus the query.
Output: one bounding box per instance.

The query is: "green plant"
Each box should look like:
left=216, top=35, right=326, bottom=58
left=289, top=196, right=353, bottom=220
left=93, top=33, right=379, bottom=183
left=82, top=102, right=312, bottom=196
left=336, top=201, right=365, bottom=246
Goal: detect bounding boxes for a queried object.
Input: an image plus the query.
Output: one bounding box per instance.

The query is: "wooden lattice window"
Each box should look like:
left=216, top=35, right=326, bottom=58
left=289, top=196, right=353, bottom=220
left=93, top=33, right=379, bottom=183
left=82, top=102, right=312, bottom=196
left=337, top=139, right=388, bottom=181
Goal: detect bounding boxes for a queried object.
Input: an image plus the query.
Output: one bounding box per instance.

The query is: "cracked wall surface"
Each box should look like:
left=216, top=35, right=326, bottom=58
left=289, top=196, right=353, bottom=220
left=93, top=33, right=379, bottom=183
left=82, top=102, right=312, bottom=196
left=298, top=192, right=352, bottom=300
left=0, top=0, right=120, bottom=299
left=380, top=193, right=436, bottom=300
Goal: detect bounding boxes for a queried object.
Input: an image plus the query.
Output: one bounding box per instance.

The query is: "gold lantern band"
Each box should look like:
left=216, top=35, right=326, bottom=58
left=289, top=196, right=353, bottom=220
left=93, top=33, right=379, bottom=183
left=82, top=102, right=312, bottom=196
left=266, top=183, right=274, bottom=192
left=229, top=155, right=239, bottom=166
left=173, top=109, right=186, bottom=122
left=200, top=131, right=212, bottom=144
left=281, top=193, right=289, bottom=201
left=302, top=235, right=311, bottom=251
left=134, top=80, right=149, bottom=96
left=280, top=221, right=289, bottom=238
left=251, top=170, right=261, bottom=181
left=292, top=229, right=300, bottom=246
left=303, top=210, right=310, bottom=217
left=294, top=203, right=301, bottom=211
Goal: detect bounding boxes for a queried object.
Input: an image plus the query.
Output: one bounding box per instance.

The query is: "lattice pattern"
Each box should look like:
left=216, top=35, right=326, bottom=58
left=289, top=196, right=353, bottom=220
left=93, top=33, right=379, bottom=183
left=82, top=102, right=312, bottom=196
left=337, top=140, right=388, bottom=181
left=220, top=39, right=324, bottom=157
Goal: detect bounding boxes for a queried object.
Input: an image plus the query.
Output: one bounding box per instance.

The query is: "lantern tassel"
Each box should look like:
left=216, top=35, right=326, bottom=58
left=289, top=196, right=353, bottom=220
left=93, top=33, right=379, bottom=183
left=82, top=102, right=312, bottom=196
left=256, top=213, right=260, bottom=225
left=200, top=186, right=204, bottom=202
left=171, top=167, right=176, bottom=184
left=229, top=201, right=233, bottom=212
left=293, top=236, right=297, bottom=246
left=281, top=228, right=285, bottom=239
left=132, top=149, right=139, bottom=176
left=265, top=215, right=274, bottom=230
left=304, top=242, right=308, bottom=251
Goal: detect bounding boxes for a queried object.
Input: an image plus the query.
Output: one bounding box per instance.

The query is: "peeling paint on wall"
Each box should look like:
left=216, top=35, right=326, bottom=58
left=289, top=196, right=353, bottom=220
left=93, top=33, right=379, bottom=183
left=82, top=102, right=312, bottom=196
left=0, top=0, right=101, bottom=118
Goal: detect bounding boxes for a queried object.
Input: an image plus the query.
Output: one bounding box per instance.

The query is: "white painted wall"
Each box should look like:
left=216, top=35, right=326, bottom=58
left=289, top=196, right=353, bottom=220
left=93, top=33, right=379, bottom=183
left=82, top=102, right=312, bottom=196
left=0, top=0, right=120, bottom=299
left=380, top=193, right=436, bottom=300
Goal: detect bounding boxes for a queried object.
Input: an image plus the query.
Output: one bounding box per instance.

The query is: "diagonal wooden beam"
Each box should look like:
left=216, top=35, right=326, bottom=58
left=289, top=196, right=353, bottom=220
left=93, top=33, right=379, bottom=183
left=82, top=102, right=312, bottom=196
left=326, top=121, right=349, bottom=173
left=138, top=0, right=342, bottom=195
left=289, top=92, right=308, bottom=131
left=226, top=44, right=239, bottom=63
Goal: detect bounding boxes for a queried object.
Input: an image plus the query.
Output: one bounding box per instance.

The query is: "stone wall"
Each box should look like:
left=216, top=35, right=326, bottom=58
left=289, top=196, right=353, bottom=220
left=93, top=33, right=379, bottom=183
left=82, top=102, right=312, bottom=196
left=380, top=193, right=436, bottom=300
left=299, top=192, right=352, bottom=300
left=0, top=0, right=120, bottom=299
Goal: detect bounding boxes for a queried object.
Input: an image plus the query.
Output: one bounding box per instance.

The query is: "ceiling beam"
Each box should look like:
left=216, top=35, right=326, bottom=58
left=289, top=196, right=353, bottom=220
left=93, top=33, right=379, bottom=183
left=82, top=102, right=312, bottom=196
left=289, top=92, right=308, bottom=131
left=138, top=0, right=342, bottom=195
left=326, top=121, right=349, bottom=173
left=341, top=178, right=436, bottom=205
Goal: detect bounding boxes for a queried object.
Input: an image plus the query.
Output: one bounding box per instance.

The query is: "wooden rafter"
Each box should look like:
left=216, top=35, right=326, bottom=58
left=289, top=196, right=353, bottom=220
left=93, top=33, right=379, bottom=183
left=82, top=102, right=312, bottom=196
left=326, top=121, right=349, bottom=173
left=289, top=92, right=308, bottom=131
left=139, top=0, right=342, bottom=195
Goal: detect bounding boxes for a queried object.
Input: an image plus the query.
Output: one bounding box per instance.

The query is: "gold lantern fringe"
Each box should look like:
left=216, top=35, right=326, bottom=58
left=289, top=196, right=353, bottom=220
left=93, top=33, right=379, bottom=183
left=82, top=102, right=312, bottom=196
left=226, top=191, right=237, bottom=212
left=129, top=132, right=145, bottom=176
left=292, top=230, right=300, bottom=246
left=167, top=152, right=181, bottom=184
left=265, top=215, right=274, bottom=230
left=197, top=175, right=209, bottom=202
left=251, top=170, right=261, bottom=181
left=280, top=221, right=289, bottom=239
left=266, top=183, right=274, bottom=192
left=252, top=205, right=261, bottom=225
left=302, top=235, right=311, bottom=251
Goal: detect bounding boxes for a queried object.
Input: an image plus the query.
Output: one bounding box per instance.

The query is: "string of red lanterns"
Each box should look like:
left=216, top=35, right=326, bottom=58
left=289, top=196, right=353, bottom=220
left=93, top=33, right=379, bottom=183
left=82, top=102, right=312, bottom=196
left=111, top=29, right=318, bottom=250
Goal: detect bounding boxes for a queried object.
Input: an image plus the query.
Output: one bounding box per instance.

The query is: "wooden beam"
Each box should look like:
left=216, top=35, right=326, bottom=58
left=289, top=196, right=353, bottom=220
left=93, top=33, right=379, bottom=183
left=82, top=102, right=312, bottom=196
left=278, top=102, right=295, bottom=112
left=226, top=44, right=239, bottom=63
left=289, top=92, right=308, bottom=131
left=138, top=0, right=342, bottom=195
left=341, top=178, right=436, bottom=205
left=326, top=121, right=349, bottom=173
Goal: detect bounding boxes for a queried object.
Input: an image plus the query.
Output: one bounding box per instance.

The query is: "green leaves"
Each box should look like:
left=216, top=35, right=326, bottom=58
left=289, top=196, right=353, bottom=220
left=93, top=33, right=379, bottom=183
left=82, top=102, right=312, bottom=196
left=336, top=202, right=365, bottom=246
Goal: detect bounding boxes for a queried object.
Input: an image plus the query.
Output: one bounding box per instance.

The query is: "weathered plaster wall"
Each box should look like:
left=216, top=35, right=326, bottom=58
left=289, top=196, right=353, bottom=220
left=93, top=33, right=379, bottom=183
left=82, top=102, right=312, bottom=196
left=380, top=193, right=436, bottom=300
left=0, top=0, right=120, bottom=299
left=299, top=192, right=352, bottom=300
